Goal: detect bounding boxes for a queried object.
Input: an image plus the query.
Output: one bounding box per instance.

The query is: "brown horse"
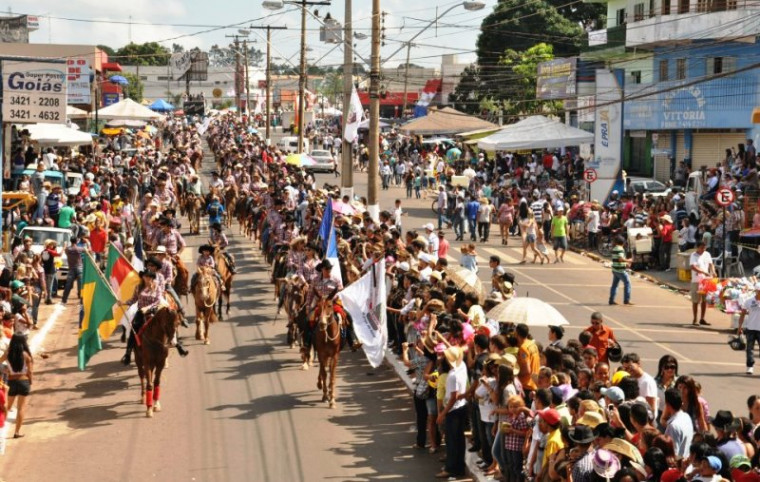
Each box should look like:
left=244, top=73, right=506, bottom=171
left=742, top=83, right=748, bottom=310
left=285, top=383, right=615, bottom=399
left=223, top=186, right=237, bottom=229
left=192, top=267, right=219, bottom=344
left=283, top=277, right=307, bottom=349
left=134, top=306, right=181, bottom=418
left=173, top=257, right=190, bottom=297
left=184, top=194, right=202, bottom=235
left=214, top=249, right=233, bottom=319
left=314, top=297, right=343, bottom=408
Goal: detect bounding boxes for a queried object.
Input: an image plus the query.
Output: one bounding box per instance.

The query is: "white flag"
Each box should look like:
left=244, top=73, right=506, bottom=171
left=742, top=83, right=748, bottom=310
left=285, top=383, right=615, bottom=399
left=343, top=85, right=364, bottom=142
left=339, top=259, right=387, bottom=368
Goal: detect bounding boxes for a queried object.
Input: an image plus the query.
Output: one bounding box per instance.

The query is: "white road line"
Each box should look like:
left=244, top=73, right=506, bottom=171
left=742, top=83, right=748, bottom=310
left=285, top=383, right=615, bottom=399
left=508, top=264, right=695, bottom=362
left=29, top=303, right=65, bottom=355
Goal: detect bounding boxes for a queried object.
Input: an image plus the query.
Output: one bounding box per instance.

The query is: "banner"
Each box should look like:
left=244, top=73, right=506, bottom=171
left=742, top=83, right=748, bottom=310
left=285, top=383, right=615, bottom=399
left=536, top=58, right=577, bottom=100
left=66, top=58, right=92, bottom=105
left=0, top=15, right=29, bottom=43
left=339, top=259, right=387, bottom=368
left=343, top=85, right=364, bottom=142
left=590, top=69, right=625, bottom=203
left=170, top=51, right=193, bottom=79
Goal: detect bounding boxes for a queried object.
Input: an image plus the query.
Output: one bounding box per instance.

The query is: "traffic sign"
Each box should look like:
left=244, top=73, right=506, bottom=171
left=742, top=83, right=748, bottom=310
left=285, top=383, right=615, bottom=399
left=715, top=187, right=735, bottom=207
left=583, top=168, right=598, bottom=183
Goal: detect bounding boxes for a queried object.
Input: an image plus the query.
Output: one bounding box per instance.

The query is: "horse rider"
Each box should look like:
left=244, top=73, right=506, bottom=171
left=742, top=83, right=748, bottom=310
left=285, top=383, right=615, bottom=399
left=303, top=259, right=347, bottom=352
left=209, top=171, right=224, bottom=192
left=209, top=222, right=237, bottom=274
left=191, top=244, right=223, bottom=293
left=153, top=174, right=177, bottom=208
left=207, top=195, right=225, bottom=227
left=149, top=246, right=188, bottom=326
left=121, top=270, right=188, bottom=366
left=154, top=217, right=186, bottom=259
left=186, top=173, right=203, bottom=197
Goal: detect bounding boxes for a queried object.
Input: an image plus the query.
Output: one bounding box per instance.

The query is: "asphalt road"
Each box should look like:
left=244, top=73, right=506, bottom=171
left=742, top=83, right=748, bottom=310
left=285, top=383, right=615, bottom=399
left=4, top=162, right=755, bottom=482
left=1, top=155, right=444, bottom=482
left=317, top=170, right=757, bottom=417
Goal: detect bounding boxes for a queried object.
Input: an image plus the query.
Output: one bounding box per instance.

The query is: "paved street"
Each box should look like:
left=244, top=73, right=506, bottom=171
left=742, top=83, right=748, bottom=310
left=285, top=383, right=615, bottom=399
left=2, top=166, right=755, bottom=482
left=1, top=161, right=443, bottom=482
left=322, top=170, right=756, bottom=412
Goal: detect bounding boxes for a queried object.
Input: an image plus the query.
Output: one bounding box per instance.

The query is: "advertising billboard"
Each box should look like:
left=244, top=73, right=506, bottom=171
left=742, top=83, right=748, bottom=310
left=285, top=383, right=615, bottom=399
left=536, top=58, right=577, bottom=100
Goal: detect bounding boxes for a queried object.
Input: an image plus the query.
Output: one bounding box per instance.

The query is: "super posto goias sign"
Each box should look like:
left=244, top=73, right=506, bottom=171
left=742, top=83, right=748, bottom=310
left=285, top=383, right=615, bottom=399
left=2, top=60, right=67, bottom=124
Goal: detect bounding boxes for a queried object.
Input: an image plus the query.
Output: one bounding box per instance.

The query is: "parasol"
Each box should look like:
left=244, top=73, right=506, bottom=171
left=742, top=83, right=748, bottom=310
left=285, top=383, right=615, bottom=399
left=486, top=297, right=569, bottom=326
left=331, top=200, right=358, bottom=216
left=109, top=75, right=129, bottom=85
left=285, top=153, right=318, bottom=167
left=446, top=267, right=484, bottom=301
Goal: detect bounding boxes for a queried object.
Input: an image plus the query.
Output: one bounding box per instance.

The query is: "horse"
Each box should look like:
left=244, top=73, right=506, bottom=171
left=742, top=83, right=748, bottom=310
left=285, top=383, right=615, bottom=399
left=192, top=267, right=219, bottom=344
left=314, top=296, right=344, bottom=408
left=214, top=248, right=234, bottom=320
left=282, top=277, right=307, bottom=349
left=223, top=187, right=237, bottom=229
left=184, top=193, right=202, bottom=235
left=173, top=257, right=190, bottom=298
left=134, top=306, right=181, bottom=418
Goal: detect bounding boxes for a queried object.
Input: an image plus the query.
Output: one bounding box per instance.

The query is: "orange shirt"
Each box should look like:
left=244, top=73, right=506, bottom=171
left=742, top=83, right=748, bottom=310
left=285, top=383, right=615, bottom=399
left=518, top=339, right=540, bottom=390
left=584, top=325, right=616, bottom=362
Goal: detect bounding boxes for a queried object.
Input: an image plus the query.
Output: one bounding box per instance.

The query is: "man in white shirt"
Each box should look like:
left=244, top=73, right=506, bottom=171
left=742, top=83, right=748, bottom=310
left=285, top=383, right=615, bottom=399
left=424, top=223, right=440, bottom=256
left=417, top=253, right=434, bottom=281
left=437, top=346, right=468, bottom=479
left=436, top=186, right=449, bottom=229
left=738, top=283, right=760, bottom=374
left=690, top=242, right=715, bottom=326
left=622, top=352, right=658, bottom=413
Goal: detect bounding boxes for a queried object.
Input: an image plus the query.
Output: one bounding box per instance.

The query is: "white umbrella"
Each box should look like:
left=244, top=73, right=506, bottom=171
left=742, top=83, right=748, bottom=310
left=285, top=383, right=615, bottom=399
left=486, top=297, right=569, bottom=326
left=446, top=267, right=484, bottom=302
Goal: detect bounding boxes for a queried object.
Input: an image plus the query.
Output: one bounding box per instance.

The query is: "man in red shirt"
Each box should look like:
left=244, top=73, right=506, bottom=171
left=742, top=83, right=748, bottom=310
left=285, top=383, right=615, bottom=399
left=89, top=219, right=108, bottom=263
left=437, top=231, right=450, bottom=259
left=658, top=214, right=675, bottom=271
left=583, top=311, right=617, bottom=363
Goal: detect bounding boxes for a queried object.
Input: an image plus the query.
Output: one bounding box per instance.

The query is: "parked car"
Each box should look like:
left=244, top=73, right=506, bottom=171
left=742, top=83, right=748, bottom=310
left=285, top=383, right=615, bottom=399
left=625, top=176, right=668, bottom=198
left=308, top=150, right=336, bottom=173
left=18, top=226, right=72, bottom=284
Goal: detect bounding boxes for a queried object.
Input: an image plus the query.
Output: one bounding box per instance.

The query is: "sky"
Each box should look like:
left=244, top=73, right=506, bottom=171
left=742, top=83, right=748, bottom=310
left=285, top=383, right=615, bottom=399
left=7, top=0, right=490, bottom=74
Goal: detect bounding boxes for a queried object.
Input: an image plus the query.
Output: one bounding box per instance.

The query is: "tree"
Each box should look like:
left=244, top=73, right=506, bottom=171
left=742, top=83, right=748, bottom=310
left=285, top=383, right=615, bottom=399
left=499, top=43, right=562, bottom=116
left=115, top=42, right=171, bottom=66
left=172, top=43, right=185, bottom=54
left=208, top=43, right=263, bottom=67
left=476, top=0, right=586, bottom=67
left=97, top=44, right=116, bottom=57
left=110, top=72, right=144, bottom=102
left=320, top=71, right=343, bottom=105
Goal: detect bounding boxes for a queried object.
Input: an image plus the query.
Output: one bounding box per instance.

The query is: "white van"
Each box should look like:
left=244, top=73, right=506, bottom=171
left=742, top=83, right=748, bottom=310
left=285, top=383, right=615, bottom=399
left=276, top=136, right=310, bottom=153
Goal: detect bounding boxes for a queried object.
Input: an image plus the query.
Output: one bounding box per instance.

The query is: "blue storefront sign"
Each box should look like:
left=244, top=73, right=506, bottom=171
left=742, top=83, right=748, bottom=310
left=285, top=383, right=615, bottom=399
left=102, top=92, right=120, bottom=106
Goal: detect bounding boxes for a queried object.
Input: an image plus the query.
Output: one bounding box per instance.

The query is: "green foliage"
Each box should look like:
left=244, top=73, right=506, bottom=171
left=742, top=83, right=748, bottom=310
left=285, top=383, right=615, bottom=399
left=499, top=43, right=563, bottom=116
left=110, top=72, right=144, bottom=102
left=115, top=42, right=171, bottom=66
left=320, top=71, right=343, bottom=104
left=208, top=43, right=263, bottom=67
left=97, top=44, right=115, bottom=57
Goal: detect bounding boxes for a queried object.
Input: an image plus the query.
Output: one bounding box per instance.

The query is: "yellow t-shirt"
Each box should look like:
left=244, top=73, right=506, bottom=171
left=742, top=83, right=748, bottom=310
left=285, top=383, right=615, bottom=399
left=543, top=428, right=565, bottom=468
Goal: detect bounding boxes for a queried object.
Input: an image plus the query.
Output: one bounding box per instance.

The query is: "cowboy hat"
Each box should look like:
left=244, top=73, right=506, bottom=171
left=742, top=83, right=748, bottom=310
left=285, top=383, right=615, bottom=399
left=198, top=244, right=214, bottom=254
left=604, top=438, right=643, bottom=464
left=151, top=245, right=168, bottom=255
left=660, top=214, right=673, bottom=223
left=592, top=449, right=621, bottom=479
left=424, top=299, right=446, bottom=313
left=577, top=411, right=606, bottom=429
left=290, top=235, right=307, bottom=247
left=443, top=346, right=463, bottom=367
left=568, top=425, right=595, bottom=444
left=495, top=353, right=520, bottom=375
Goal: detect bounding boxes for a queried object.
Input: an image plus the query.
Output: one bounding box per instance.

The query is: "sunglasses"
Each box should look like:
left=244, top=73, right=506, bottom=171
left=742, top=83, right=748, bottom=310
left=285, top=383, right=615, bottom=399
left=665, top=365, right=677, bottom=370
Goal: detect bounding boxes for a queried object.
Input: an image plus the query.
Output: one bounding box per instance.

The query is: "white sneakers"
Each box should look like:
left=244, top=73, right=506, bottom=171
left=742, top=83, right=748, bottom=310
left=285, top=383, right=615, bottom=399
left=747, top=366, right=754, bottom=375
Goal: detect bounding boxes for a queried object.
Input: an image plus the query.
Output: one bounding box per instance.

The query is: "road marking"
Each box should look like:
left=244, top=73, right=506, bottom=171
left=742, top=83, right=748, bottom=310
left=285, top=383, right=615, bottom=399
left=29, top=303, right=65, bottom=355
left=509, top=265, right=694, bottom=362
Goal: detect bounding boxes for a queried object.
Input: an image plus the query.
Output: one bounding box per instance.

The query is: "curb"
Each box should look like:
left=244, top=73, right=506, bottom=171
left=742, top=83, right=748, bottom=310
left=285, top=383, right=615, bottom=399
left=384, top=350, right=490, bottom=482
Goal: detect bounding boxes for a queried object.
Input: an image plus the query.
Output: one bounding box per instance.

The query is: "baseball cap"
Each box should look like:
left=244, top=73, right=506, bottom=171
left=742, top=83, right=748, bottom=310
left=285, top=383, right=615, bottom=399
left=600, top=387, right=625, bottom=404
left=536, top=408, right=561, bottom=426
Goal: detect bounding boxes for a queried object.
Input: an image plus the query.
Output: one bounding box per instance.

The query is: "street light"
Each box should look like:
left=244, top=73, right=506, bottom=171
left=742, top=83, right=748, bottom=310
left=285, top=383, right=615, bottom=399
left=262, top=0, right=331, bottom=154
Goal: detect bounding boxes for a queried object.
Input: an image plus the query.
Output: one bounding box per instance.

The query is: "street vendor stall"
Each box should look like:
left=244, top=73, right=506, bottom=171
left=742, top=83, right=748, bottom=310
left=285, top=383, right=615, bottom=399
left=477, top=115, right=593, bottom=151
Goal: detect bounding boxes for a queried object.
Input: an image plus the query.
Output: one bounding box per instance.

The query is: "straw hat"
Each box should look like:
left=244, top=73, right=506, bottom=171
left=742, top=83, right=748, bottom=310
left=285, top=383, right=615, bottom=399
left=443, top=346, right=463, bottom=367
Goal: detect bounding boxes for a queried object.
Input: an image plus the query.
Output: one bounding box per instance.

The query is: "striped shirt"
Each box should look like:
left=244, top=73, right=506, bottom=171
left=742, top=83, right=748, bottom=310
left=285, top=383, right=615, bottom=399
left=156, top=229, right=186, bottom=255
left=159, top=259, right=174, bottom=284
left=611, top=245, right=627, bottom=273
left=197, top=254, right=216, bottom=269
left=530, top=201, right=545, bottom=223
left=127, top=283, right=165, bottom=310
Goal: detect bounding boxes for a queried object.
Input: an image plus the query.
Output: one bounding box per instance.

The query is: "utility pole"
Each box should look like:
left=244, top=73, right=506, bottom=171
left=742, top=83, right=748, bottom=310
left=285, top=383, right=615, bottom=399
left=225, top=34, right=244, bottom=116
left=367, top=0, right=381, bottom=220
left=341, top=0, right=354, bottom=199
left=243, top=39, right=251, bottom=122
left=401, top=41, right=413, bottom=119
left=248, top=25, right=287, bottom=143
left=297, top=4, right=307, bottom=153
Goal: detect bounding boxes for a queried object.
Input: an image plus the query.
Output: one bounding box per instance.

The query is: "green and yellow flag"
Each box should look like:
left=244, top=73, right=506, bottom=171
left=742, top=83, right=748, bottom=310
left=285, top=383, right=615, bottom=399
left=78, top=252, right=120, bottom=370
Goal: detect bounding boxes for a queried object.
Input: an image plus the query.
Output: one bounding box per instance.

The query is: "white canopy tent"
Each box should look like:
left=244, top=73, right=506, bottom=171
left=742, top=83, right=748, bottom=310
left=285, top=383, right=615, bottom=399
left=66, top=105, right=89, bottom=120
left=23, top=123, right=94, bottom=146
left=93, top=98, right=164, bottom=121
left=477, top=115, right=593, bottom=151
